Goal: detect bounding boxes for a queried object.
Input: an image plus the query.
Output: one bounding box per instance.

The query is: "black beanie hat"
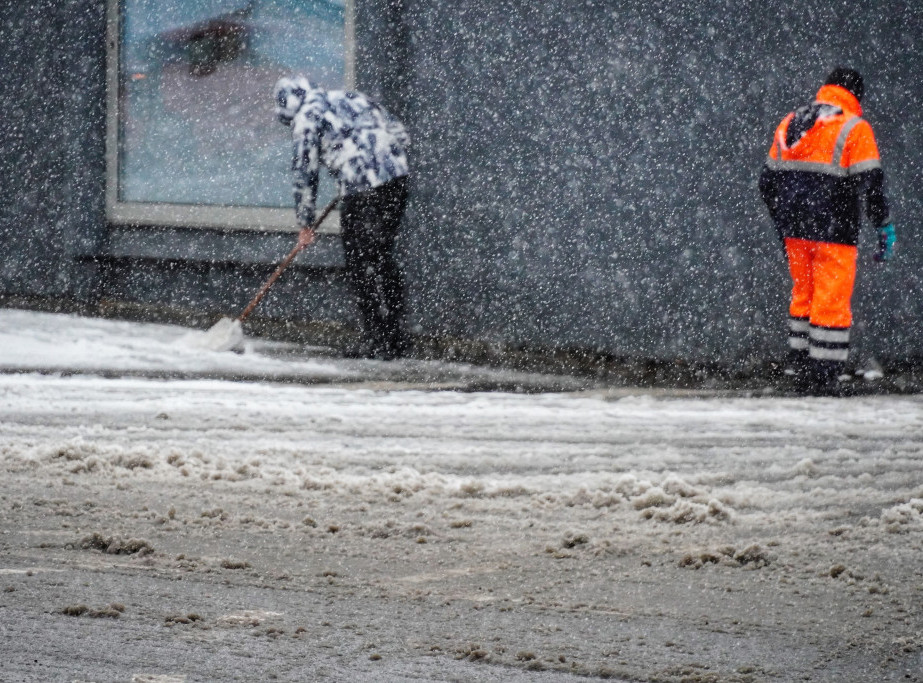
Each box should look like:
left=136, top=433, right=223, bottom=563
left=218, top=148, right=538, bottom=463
left=825, top=67, right=864, bottom=102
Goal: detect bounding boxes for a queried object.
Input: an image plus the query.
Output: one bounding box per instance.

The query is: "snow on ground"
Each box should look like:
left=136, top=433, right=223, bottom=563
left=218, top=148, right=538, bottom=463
left=0, top=308, right=359, bottom=379
left=1, top=309, right=923, bottom=681
left=0, top=308, right=584, bottom=389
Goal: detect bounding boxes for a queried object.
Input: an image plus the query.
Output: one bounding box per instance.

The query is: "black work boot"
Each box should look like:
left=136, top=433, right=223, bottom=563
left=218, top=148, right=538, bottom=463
left=804, top=359, right=851, bottom=397
left=783, top=349, right=810, bottom=383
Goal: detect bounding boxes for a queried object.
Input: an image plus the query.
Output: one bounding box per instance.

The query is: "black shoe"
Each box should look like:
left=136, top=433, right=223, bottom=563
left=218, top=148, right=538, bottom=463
left=343, top=339, right=378, bottom=359
left=369, top=345, right=397, bottom=361
left=370, top=331, right=413, bottom=361
left=370, top=340, right=412, bottom=361
left=780, top=350, right=813, bottom=394
left=345, top=340, right=402, bottom=361
left=783, top=349, right=810, bottom=379
left=816, top=370, right=857, bottom=397
left=801, top=359, right=851, bottom=397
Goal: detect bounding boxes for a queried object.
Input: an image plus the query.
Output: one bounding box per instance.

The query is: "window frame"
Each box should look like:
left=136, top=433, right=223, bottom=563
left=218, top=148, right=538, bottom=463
left=104, top=0, right=355, bottom=233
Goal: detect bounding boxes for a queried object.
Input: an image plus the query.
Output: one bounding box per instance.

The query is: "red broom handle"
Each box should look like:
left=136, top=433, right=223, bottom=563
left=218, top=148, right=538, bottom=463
left=237, top=198, right=339, bottom=323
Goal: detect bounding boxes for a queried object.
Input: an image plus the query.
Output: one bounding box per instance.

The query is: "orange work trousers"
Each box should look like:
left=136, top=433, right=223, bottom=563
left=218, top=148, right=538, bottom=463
left=784, top=237, right=856, bottom=362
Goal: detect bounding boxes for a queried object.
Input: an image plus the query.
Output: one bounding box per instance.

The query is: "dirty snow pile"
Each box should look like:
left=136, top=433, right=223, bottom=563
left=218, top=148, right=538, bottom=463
left=3, top=373, right=923, bottom=540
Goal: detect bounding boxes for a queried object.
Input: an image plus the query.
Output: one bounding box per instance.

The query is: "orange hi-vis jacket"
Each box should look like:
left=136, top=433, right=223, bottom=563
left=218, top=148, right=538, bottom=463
left=759, top=84, right=890, bottom=246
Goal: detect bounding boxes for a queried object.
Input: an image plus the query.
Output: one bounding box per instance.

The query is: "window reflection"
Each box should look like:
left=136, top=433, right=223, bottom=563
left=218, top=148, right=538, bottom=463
left=119, top=0, right=345, bottom=209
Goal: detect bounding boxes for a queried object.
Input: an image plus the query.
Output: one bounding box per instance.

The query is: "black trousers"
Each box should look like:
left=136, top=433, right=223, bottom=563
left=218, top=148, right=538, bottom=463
left=340, top=176, right=409, bottom=357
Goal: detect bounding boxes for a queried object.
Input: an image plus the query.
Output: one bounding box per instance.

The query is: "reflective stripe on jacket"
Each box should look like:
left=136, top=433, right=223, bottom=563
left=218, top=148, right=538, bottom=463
left=759, top=84, right=889, bottom=245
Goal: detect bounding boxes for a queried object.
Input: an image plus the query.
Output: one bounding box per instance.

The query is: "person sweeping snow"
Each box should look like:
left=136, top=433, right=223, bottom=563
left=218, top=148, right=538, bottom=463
left=759, top=67, right=895, bottom=395
left=274, top=76, right=412, bottom=360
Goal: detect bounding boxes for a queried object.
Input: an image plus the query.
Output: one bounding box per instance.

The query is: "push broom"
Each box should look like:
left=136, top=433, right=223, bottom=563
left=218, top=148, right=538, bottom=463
left=184, top=197, right=339, bottom=352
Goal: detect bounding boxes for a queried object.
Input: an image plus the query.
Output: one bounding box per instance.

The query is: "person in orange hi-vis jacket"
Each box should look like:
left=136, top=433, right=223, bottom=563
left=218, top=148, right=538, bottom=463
left=759, top=67, right=895, bottom=395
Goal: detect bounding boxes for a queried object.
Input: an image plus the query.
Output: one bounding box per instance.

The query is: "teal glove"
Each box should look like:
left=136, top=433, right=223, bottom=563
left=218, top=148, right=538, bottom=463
left=873, top=223, right=896, bottom=262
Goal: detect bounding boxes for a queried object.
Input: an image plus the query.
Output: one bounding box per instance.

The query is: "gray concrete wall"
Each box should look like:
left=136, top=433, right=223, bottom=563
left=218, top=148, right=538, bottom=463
left=0, top=0, right=107, bottom=301
left=380, top=0, right=923, bottom=364
left=2, top=0, right=921, bottom=367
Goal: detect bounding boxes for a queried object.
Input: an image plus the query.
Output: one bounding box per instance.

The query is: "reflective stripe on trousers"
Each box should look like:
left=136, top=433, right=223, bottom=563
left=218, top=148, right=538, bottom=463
left=785, top=237, right=857, bottom=362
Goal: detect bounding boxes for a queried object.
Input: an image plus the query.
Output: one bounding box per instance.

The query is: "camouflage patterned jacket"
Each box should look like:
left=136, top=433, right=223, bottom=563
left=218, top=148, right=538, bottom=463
left=274, top=77, right=410, bottom=227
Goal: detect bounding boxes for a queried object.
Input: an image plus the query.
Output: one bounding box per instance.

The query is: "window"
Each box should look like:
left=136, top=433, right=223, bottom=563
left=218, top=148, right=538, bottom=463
left=106, top=0, right=354, bottom=231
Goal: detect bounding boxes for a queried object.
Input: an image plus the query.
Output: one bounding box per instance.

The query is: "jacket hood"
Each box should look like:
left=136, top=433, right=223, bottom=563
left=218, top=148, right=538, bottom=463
left=815, top=84, right=862, bottom=117
left=273, top=76, right=320, bottom=125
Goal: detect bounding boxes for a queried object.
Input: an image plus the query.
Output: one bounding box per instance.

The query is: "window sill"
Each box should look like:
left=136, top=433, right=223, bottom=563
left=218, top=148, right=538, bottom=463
left=106, top=224, right=344, bottom=269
